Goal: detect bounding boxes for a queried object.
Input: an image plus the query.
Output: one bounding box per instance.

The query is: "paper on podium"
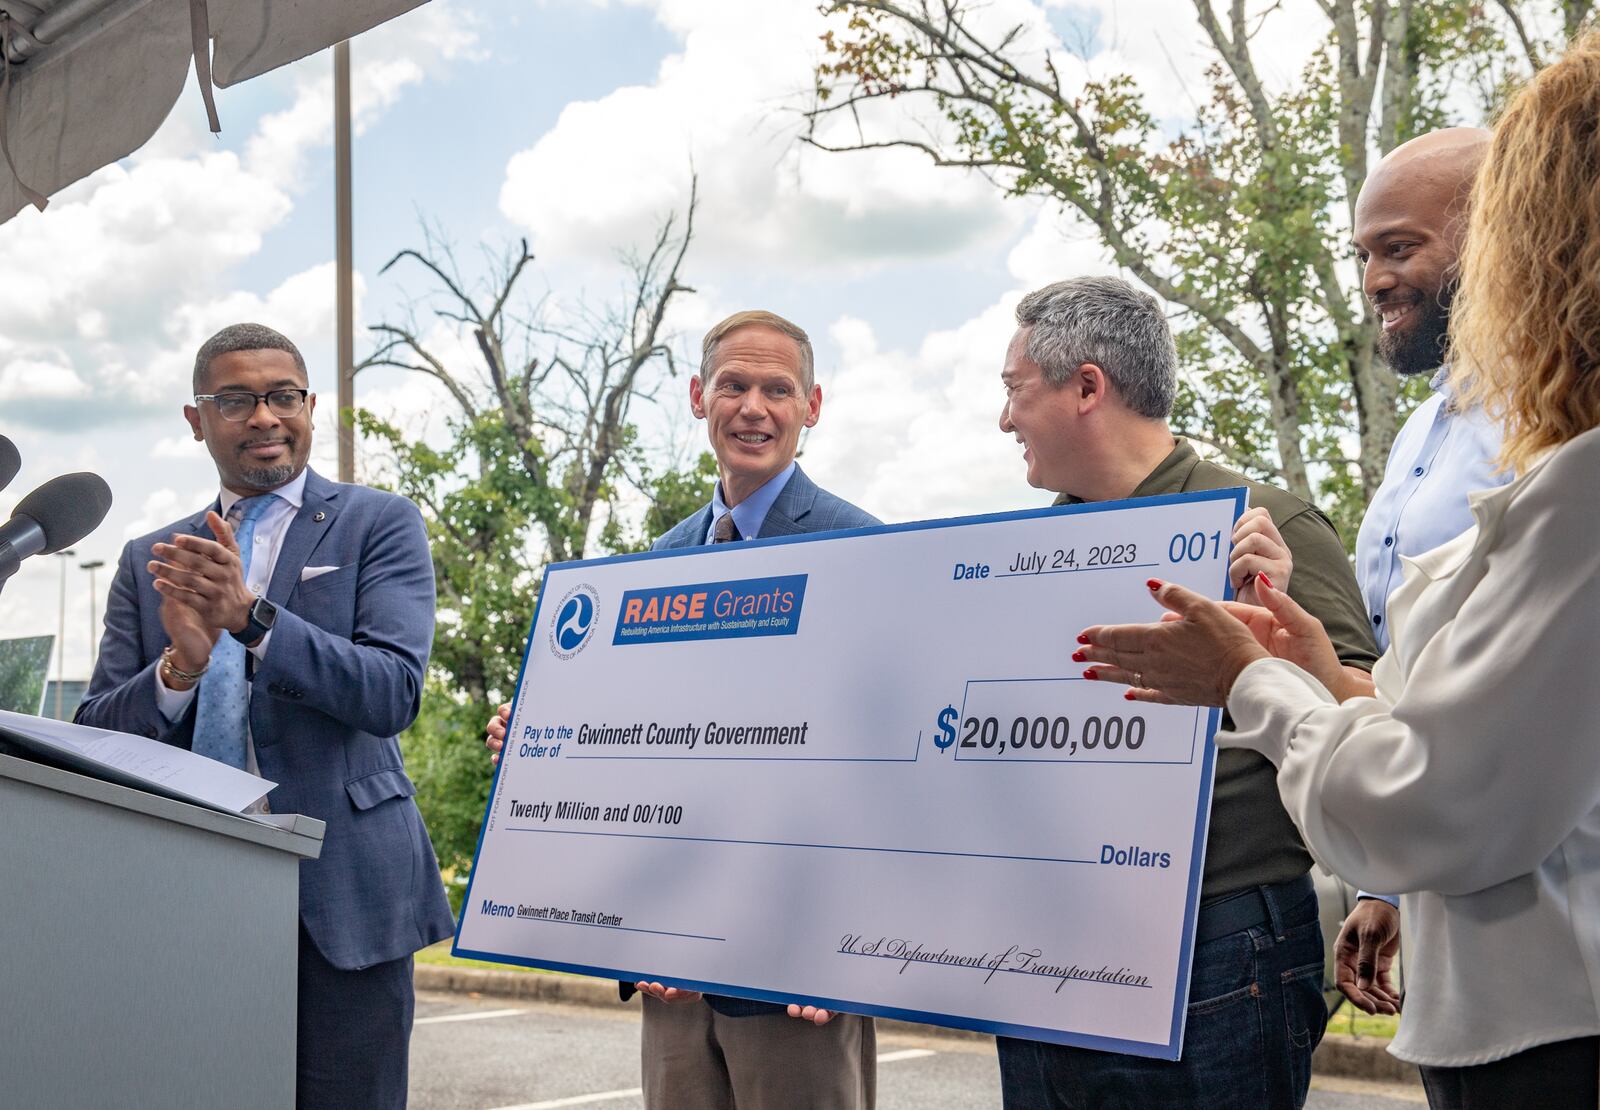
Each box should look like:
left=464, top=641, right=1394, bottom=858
left=0, top=709, right=274, bottom=814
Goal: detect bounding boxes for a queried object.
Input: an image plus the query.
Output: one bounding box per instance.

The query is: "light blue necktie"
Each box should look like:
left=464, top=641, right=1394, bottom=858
left=192, top=494, right=278, bottom=768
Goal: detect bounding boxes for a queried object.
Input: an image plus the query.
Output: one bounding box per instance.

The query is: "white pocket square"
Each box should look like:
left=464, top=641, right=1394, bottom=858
left=301, top=565, right=341, bottom=581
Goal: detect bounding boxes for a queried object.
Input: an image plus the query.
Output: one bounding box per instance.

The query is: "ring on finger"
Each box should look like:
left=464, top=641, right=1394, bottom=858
left=1135, top=671, right=1144, bottom=688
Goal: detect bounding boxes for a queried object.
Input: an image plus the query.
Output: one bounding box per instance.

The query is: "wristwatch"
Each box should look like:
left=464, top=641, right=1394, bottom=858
left=230, top=596, right=279, bottom=646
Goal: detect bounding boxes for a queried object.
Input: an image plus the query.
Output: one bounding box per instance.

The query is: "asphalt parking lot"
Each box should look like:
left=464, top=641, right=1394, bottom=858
left=408, top=991, right=1425, bottom=1109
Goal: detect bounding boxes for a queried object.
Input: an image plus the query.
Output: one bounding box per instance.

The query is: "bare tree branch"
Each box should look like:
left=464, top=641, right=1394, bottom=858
left=355, top=326, right=481, bottom=420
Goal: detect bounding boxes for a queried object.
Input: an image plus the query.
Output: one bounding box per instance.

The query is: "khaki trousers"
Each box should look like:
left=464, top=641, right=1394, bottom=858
left=640, top=995, right=876, bottom=1110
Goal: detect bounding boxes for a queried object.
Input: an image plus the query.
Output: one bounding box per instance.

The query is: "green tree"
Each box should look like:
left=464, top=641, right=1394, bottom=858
left=354, top=197, right=713, bottom=900
left=807, top=0, right=1591, bottom=539
left=0, top=635, right=52, bottom=714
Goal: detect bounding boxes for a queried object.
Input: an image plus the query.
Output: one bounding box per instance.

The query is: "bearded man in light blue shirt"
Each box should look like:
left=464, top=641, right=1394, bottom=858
left=1235, top=129, right=1510, bottom=1018
left=1351, top=129, right=1506, bottom=652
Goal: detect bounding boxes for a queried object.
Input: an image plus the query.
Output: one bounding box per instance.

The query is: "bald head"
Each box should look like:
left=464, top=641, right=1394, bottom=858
left=1354, top=128, right=1491, bottom=376
left=1359, top=128, right=1490, bottom=225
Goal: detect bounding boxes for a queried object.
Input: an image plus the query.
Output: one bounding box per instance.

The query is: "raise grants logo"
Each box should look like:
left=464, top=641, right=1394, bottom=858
left=548, top=583, right=600, bottom=660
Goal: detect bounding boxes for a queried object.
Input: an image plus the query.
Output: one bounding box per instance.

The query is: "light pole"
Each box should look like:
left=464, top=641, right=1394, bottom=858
left=55, top=548, right=76, bottom=719
left=335, top=38, right=355, bottom=483
left=80, top=558, right=105, bottom=671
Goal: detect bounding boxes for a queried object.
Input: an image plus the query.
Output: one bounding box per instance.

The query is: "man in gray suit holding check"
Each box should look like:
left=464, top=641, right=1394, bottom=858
left=78, top=323, right=454, bottom=1110
left=488, top=309, right=879, bottom=1109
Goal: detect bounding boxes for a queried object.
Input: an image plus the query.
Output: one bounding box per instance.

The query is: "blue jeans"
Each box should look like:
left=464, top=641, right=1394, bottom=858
left=997, top=877, right=1327, bottom=1110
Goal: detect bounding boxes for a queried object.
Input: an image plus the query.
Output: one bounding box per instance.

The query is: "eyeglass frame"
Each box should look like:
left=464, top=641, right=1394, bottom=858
left=192, top=388, right=312, bottom=422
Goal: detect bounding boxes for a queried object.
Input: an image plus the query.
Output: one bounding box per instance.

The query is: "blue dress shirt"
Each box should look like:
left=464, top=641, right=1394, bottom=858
left=705, top=461, right=797, bottom=543
left=1351, top=370, right=1507, bottom=906
left=1354, top=371, right=1508, bottom=652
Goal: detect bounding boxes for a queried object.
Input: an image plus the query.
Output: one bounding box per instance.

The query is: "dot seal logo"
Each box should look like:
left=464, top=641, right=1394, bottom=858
left=549, top=583, right=601, bottom=660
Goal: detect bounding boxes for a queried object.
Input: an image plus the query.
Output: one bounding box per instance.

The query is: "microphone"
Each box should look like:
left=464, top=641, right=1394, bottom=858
left=0, top=436, right=18, bottom=492
left=0, top=472, right=114, bottom=583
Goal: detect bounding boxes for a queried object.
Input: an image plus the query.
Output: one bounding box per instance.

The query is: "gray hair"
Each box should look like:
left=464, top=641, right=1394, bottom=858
left=193, top=323, right=307, bottom=392
left=700, top=310, right=815, bottom=392
left=1014, top=277, right=1176, bottom=419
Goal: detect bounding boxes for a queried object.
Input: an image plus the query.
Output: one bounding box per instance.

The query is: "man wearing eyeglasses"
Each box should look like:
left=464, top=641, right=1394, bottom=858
left=75, top=322, right=454, bottom=1110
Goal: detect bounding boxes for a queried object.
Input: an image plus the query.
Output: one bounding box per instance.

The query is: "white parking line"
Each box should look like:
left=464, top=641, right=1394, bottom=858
left=877, top=1048, right=937, bottom=1064
left=415, top=1007, right=529, bottom=1026
left=485, top=1048, right=938, bottom=1109
left=492, top=1090, right=642, bottom=1110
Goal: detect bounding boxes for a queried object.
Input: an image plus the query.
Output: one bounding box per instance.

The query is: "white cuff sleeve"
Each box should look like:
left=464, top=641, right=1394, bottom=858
left=152, top=662, right=198, bottom=721
left=1217, top=657, right=1337, bottom=766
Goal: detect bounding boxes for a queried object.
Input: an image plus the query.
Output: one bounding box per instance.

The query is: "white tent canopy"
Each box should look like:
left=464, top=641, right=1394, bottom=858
left=0, top=0, right=428, bottom=222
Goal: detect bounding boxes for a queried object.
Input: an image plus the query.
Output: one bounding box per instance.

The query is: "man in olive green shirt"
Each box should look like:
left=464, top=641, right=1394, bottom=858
left=994, top=276, right=1378, bottom=1109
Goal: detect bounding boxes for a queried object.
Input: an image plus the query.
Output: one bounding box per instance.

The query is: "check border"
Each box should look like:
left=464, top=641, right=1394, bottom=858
left=454, top=486, right=1246, bottom=1059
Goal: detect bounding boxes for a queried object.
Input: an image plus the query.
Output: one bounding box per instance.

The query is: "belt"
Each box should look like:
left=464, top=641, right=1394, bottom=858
left=1194, top=872, right=1316, bottom=945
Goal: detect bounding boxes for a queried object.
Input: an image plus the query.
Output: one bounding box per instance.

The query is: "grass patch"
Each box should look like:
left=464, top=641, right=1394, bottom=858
left=1325, top=1003, right=1400, bottom=1039
left=415, top=941, right=555, bottom=974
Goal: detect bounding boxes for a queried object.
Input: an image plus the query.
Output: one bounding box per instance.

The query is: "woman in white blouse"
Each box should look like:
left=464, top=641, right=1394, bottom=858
left=1077, top=33, right=1600, bottom=1109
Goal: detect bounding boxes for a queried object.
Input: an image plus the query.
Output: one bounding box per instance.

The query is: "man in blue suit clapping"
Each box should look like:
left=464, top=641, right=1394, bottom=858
left=77, top=323, right=454, bottom=1110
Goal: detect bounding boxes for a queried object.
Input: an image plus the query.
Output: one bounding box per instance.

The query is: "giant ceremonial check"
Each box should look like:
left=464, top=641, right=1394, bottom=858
left=456, top=488, right=1246, bottom=1059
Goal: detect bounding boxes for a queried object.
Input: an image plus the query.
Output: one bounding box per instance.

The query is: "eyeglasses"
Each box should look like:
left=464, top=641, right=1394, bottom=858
left=194, top=389, right=310, bottom=422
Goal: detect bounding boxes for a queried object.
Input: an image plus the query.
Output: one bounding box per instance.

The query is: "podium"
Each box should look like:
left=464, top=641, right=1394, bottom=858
left=0, top=751, right=325, bottom=1110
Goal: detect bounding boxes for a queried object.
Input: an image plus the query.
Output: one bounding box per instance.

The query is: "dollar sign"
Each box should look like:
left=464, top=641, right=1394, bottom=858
left=934, top=705, right=959, bottom=750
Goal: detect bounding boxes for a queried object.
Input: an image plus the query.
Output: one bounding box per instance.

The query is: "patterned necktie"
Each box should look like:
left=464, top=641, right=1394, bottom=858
left=192, top=494, right=279, bottom=768
left=713, top=512, right=740, bottom=543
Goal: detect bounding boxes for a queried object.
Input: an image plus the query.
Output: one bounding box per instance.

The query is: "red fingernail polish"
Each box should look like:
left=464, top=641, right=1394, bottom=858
left=1071, top=650, right=1086, bottom=663
left=1084, top=669, right=1098, bottom=680
left=1258, top=573, right=1274, bottom=590
left=1076, top=634, right=1090, bottom=645
left=1124, top=690, right=1136, bottom=701
left=1147, top=579, right=1161, bottom=590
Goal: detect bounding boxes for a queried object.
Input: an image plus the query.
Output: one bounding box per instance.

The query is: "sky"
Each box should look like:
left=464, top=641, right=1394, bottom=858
left=0, top=0, right=1338, bottom=680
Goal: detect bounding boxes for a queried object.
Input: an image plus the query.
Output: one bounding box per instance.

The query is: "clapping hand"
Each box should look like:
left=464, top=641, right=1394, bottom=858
left=149, top=512, right=255, bottom=636
left=1077, top=576, right=1361, bottom=705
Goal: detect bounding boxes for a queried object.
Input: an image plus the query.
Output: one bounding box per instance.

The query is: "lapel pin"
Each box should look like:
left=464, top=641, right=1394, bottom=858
left=313, top=511, right=326, bottom=522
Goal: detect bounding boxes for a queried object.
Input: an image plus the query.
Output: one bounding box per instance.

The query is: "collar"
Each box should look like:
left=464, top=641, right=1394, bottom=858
left=1429, top=363, right=1453, bottom=396
left=1051, top=439, right=1195, bottom=506
left=712, top=461, right=797, bottom=539
left=1127, top=438, right=1198, bottom=498
left=219, top=467, right=308, bottom=517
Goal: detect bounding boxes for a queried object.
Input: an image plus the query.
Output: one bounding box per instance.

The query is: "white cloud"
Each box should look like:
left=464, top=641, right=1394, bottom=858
left=802, top=297, right=1040, bottom=523
left=149, top=434, right=206, bottom=460
left=1007, top=205, right=1122, bottom=289
left=170, top=262, right=360, bottom=373
left=0, top=152, right=294, bottom=429
left=0, top=359, right=93, bottom=402
left=246, top=1, right=481, bottom=190
left=122, top=486, right=204, bottom=541
left=500, top=0, right=1026, bottom=275
left=0, top=154, right=290, bottom=352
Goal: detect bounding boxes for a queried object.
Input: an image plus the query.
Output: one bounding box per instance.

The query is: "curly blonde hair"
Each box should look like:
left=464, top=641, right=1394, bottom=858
left=1452, top=31, right=1600, bottom=472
